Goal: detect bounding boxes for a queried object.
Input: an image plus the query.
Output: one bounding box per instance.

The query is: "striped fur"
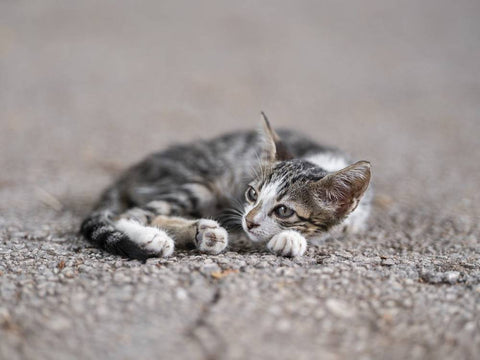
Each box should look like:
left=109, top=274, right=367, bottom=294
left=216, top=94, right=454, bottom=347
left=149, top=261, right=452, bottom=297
left=81, top=119, right=372, bottom=259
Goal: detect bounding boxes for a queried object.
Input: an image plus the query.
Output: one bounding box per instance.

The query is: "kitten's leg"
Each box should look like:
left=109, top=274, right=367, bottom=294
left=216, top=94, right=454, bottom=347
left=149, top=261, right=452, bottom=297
left=111, top=201, right=179, bottom=258
left=113, top=183, right=222, bottom=256
left=114, top=219, right=174, bottom=258
left=267, top=230, right=307, bottom=257
left=105, top=204, right=175, bottom=258
left=151, top=215, right=228, bottom=254
left=120, top=183, right=217, bottom=224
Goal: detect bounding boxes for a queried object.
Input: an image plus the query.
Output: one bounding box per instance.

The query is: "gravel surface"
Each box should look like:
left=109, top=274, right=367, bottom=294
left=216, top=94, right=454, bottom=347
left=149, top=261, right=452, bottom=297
left=1, top=1, right=480, bottom=359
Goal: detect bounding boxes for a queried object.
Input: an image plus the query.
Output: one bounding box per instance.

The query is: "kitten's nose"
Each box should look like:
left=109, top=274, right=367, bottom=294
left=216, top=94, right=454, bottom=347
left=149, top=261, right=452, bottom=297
left=246, top=219, right=259, bottom=230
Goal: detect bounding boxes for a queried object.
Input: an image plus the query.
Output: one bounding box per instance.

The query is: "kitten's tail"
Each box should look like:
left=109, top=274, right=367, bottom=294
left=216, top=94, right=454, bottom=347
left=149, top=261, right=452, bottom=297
left=80, top=188, right=151, bottom=260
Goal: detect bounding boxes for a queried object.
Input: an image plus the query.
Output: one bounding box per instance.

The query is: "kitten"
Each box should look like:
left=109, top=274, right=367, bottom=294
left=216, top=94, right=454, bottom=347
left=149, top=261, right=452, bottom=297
left=81, top=114, right=372, bottom=260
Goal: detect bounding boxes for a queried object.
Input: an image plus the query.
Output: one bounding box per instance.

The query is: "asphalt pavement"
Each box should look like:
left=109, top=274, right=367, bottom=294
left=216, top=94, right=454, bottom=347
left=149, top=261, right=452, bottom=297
left=1, top=1, right=479, bottom=359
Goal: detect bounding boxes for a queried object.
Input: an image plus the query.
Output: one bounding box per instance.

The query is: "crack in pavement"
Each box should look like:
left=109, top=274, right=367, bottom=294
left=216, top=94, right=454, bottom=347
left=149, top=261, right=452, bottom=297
left=184, top=286, right=227, bottom=360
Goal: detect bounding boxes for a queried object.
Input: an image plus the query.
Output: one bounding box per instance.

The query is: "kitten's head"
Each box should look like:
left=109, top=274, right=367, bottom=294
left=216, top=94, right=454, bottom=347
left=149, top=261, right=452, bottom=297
left=241, top=115, right=371, bottom=242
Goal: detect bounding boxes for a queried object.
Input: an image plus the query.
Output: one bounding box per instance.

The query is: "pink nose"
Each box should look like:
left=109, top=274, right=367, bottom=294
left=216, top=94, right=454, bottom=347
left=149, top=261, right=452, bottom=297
left=245, top=219, right=259, bottom=230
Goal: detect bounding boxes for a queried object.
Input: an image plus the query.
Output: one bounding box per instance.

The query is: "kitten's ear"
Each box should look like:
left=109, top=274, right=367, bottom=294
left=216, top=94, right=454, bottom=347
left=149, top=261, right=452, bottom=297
left=314, top=161, right=371, bottom=218
left=260, top=112, right=293, bottom=162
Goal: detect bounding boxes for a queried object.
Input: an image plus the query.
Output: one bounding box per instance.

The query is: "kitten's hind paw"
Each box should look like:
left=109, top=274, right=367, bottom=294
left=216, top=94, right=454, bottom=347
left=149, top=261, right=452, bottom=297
left=116, top=219, right=174, bottom=258
left=195, top=219, right=228, bottom=254
left=267, top=230, right=307, bottom=257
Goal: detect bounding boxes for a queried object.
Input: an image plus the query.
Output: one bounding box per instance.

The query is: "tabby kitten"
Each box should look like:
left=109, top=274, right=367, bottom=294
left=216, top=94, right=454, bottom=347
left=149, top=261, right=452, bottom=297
left=81, top=115, right=372, bottom=260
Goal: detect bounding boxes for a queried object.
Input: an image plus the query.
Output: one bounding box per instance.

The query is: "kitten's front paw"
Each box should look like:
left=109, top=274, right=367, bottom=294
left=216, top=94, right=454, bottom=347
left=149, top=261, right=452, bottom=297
left=195, top=219, right=228, bottom=254
left=267, top=230, right=307, bottom=257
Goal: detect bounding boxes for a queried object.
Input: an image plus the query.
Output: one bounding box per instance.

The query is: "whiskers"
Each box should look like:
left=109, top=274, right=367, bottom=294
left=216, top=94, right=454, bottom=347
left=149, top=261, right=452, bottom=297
left=218, top=202, right=245, bottom=232
left=242, top=151, right=269, bottom=186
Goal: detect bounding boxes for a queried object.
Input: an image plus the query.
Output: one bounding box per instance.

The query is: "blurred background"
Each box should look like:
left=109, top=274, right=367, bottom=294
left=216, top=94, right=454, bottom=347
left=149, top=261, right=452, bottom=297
left=1, top=1, right=480, bottom=359
left=1, top=0, right=479, bottom=218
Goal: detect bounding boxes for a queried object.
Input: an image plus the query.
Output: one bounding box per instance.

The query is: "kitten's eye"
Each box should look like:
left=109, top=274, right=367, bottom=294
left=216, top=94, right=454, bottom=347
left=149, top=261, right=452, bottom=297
left=273, top=205, right=295, bottom=219
left=246, top=186, right=258, bottom=202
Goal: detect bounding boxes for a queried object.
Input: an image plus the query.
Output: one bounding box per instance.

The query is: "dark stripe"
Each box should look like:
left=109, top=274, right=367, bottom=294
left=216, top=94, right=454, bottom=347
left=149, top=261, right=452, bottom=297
left=156, top=196, right=188, bottom=210
left=178, top=187, right=199, bottom=211
left=95, top=228, right=112, bottom=248
left=296, top=214, right=328, bottom=231
left=81, top=211, right=154, bottom=260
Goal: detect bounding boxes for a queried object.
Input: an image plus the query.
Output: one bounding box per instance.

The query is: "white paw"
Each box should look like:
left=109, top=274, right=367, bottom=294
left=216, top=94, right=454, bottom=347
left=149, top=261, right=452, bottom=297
left=267, top=230, right=307, bottom=257
left=116, top=219, right=174, bottom=257
left=138, top=227, right=174, bottom=257
left=195, top=219, right=228, bottom=254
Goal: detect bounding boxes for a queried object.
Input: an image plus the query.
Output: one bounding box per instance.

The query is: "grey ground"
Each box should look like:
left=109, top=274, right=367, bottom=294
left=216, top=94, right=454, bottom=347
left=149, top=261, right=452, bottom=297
left=1, top=1, right=480, bottom=359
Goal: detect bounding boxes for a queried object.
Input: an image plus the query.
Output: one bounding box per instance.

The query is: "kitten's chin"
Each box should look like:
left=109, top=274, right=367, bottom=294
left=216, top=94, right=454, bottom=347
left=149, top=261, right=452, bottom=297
left=241, top=223, right=263, bottom=242
left=245, top=231, right=262, bottom=243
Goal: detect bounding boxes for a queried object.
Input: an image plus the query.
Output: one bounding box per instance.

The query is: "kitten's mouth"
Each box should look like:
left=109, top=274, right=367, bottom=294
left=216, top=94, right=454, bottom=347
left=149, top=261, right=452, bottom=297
left=241, top=218, right=262, bottom=242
